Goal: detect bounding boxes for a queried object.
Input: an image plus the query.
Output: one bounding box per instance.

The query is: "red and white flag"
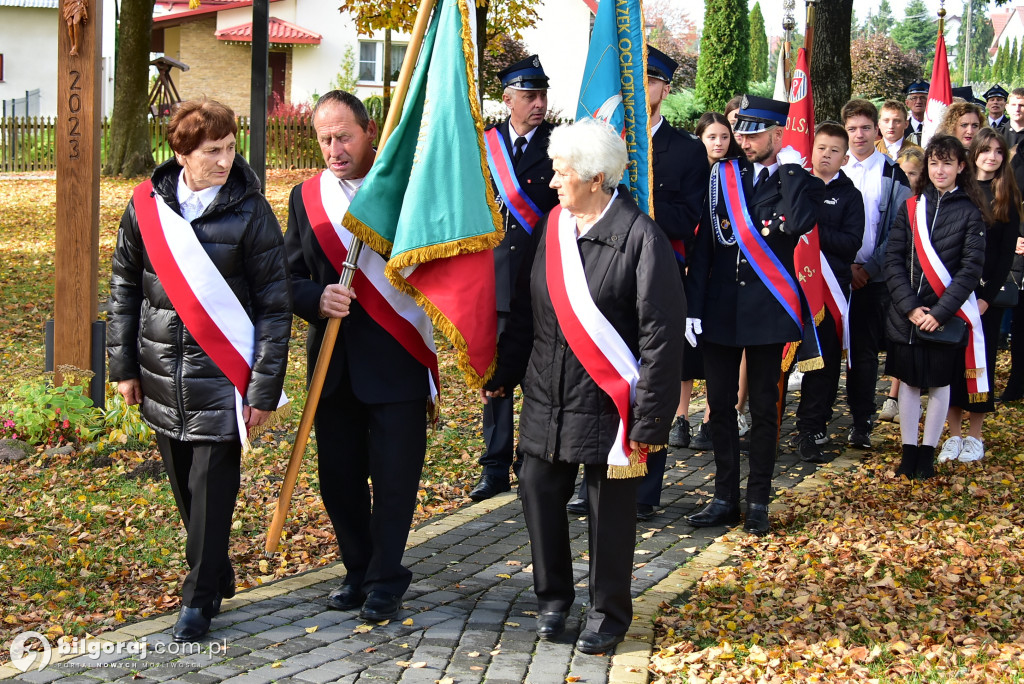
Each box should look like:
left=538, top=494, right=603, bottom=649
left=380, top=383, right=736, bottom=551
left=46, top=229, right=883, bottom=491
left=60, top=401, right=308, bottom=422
left=922, top=30, right=952, bottom=147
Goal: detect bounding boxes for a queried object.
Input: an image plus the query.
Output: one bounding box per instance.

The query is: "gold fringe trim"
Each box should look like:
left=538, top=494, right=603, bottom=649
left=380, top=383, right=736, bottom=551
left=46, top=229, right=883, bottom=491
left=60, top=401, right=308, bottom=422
left=813, top=305, right=825, bottom=326
left=243, top=402, right=293, bottom=453
left=642, top=40, right=655, bottom=219
left=969, top=392, right=988, bottom=403
left=781, top=341, right=798, bottom=372
left=607, top=443, right=664, bottom=480
left=342, top=212, right=394, bottom=261
left=458, top=0, right=505, bottom=246
left=964, top=367, right=983, bottom=379
left=797, top=356, right=825, bottom=372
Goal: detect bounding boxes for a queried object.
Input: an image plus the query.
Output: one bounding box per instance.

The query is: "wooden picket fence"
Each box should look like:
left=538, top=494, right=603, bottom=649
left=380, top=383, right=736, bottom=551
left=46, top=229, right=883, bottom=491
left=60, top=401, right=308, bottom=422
left=0, top=115, right=322, bottom=173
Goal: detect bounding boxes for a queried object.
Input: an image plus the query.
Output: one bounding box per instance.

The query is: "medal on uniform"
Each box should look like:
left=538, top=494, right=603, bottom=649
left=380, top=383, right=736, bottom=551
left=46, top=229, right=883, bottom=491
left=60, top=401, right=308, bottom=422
left=761, top=220, right=771, bottom=237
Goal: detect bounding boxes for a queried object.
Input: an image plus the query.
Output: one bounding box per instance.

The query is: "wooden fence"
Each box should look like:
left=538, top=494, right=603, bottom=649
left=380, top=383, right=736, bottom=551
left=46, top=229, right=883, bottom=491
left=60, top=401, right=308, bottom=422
left=0, top=115, right=322, bottom=173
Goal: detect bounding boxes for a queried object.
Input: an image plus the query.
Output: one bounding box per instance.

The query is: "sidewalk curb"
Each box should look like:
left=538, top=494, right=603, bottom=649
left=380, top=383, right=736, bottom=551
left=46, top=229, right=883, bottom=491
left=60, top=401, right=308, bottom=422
left=609, top=451, right=864, bottom=684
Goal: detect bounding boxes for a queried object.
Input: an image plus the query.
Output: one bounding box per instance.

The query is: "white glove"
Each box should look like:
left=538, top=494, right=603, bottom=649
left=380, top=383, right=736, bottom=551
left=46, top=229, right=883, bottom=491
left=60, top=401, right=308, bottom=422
left=775, top=145, right=803, bottom=168
left=685, top=318, right=702, bottom=347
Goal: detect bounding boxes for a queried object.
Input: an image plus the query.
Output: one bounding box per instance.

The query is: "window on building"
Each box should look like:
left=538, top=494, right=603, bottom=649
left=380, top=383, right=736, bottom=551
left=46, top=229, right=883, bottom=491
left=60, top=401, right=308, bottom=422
left=0, top=54, right=5, bottom=83
left=357, top=41, right=408, bottom=84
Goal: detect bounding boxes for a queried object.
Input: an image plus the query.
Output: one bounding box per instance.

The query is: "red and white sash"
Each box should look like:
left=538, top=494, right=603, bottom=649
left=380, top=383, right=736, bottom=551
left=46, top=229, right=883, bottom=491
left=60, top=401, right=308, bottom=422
left=910, top=195, right=988, bottom=397
left=301, top=171, right=439, bottom=404
left=545, top=205, right=640, bottom=471
left=133, top=180, right=288, bottom=447
left=820, top=256, right=851, bottom=366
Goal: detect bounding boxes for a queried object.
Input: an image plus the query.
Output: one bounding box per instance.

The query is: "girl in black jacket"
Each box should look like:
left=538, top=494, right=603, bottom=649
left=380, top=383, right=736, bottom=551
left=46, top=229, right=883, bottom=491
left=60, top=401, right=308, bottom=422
left=884, top=135, right=987, bottom=479
left=941, top=129, right=1021, bottom=463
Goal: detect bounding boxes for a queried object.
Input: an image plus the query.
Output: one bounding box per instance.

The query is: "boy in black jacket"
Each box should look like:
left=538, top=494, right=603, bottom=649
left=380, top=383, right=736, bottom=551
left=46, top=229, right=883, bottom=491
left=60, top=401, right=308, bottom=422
left=795, top=122, right=865, bottom=462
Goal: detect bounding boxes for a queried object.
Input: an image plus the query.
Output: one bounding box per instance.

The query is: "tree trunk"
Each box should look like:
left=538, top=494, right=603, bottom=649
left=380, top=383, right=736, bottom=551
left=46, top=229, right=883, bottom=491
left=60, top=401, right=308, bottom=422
left=103, top=0, right=155, bottom=178
left=477, top=1, right=488, bottom=92
left=383, top=28, right=392, bottom=102
left=810, top=0, right=853, bottom=123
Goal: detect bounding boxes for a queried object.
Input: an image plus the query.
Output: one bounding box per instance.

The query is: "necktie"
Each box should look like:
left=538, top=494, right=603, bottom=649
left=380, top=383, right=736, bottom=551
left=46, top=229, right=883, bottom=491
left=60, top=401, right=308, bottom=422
left=756, top=167, right=770, bottom=188
left=513, top=136, right=527, bottom=164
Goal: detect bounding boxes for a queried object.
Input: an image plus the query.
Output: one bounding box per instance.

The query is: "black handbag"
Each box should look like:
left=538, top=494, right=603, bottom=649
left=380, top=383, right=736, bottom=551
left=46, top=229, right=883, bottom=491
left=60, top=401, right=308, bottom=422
left=992, top=276, right=1020, bottom=308
left=916, top=316, right=969, bottom=345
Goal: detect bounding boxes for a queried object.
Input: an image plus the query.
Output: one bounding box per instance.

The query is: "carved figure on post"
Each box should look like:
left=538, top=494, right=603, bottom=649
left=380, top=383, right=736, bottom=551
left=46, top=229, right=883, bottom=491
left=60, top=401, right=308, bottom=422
left=62, top=0, right=89, bottom=56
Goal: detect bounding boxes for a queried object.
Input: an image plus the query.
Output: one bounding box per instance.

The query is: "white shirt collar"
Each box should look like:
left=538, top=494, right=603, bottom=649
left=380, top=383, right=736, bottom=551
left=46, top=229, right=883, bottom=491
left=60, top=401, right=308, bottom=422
left=651, top=116, right=664, bottom=137
left=339, top=176, right=365, bottom=201
left=509, top=122, right=539, bottom=146
left=177, top=170, right=223, bottom=219
left=752, top=161, right=779, bottom=184
left=849, top=150, right=885, bottom=171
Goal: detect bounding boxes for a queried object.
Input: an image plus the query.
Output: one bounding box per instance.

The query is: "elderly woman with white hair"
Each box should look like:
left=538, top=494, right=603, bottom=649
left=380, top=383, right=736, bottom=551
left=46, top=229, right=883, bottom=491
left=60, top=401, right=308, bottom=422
left=483, top=118, right=685, bottom=654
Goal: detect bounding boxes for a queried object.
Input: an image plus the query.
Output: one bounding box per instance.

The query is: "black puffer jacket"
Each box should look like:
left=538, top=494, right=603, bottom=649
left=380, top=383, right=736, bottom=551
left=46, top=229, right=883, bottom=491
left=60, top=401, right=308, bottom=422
left=486, top=192, right=685, bottom=464
left=817, top=170, right=865, bottom=295
left=107, top=155, right=292, bottom=442
left=884, top=186, right=986, bottom=345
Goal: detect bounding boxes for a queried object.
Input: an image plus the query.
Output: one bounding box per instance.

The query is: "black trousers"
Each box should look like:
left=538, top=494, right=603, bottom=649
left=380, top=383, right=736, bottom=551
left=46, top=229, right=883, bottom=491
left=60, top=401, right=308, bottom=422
left=703, top=341, right=784, bottom=506
left=1006, top=296, right=1024, bottom=394
left=846, top=280, right=890, bottom=426
left=156, top=435, right=240, bottom=609
left=520, top=454, right=638, bottom=637
left=573, top=449, right=666, bottom=508
left=796, top=308, right=843, bottom=435
left=480, top=313, right=516, bottom=478
left=315, top=379, right=428, bottom=597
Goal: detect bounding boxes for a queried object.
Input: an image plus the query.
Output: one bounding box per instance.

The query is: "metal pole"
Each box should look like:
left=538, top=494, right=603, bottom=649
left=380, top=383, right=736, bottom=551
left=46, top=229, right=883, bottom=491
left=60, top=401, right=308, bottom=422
left=963, top=0, right=970, bottom=84
left=249, top=0, right=269, bottom=191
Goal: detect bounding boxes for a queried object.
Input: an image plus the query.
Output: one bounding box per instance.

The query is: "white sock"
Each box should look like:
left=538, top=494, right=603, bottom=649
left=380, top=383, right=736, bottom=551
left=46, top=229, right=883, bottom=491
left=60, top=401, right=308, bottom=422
left=923, top=385, right=950, bottom=447
left=898, top=383, right=922, bottom=446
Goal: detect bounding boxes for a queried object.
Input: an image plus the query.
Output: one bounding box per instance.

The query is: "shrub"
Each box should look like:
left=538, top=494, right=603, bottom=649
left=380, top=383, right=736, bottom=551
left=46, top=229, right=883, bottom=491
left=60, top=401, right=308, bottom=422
left=0, top=368, right=101, bottom=447
left=851, top=34, right=923, bottom=101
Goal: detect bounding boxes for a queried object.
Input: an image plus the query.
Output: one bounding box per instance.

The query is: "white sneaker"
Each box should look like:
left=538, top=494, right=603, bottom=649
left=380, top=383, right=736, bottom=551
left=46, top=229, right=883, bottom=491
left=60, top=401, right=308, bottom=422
left=737, top=411, right=750, bottom=437
left=958, top=436, right=985, bottom=462
left=787, top=370, right=804, bottom=392
left=878, top=397, right=899, bottom=422
left=937, top=436, right=963, bottom=463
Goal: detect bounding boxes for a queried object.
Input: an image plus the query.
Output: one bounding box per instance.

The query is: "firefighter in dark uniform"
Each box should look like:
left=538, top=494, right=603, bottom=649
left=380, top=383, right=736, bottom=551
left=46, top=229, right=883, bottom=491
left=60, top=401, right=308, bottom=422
left=684, top=95, right=823, bottom=536
left=903, top=81, right=928, bottom=146
left=470, top=55, right=560, bottom=501
left=984, top=83, right=1010, bottom=135
left=564, top=45, right=708, bottom=521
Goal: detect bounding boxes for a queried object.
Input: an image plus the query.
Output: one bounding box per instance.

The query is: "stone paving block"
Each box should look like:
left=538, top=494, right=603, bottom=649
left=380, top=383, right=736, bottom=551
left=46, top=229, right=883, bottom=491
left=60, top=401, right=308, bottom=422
left=176, top=673, right=224, bottom=684
left=245, top=626, right=308, bottom=642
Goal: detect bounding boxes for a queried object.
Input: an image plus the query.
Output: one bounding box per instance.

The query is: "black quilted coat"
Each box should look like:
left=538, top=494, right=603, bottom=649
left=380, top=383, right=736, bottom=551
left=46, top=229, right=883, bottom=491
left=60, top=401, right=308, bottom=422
left=107, top=155, right=292, bottom=442
left=884, top=186, right=986, bottom=345
left=485, top=192, right=685, bottom=464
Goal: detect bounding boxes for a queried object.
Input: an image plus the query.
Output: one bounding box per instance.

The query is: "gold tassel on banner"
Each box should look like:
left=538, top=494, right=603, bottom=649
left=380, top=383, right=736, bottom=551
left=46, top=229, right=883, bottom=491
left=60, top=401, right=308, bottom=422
left=781, top=341, right=799, bottom=372
left=244, top=402, right=293, bottom=453
left=797, top=356, right=825, bottom=372
left=965, top=367, right=983, bottom=379
left=607, top=443, right=665, bottom=479
left=968, top=392, right=988, bottom=403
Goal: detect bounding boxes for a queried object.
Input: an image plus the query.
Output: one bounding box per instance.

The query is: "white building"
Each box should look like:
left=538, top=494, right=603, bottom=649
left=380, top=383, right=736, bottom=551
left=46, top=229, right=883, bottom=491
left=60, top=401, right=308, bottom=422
left=0, top=0, right=116, bottom=118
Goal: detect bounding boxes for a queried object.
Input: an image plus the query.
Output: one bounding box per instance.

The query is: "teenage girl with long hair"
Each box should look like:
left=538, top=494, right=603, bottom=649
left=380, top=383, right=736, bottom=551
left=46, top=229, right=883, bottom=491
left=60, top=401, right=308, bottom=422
left=884, top=134, right=988, bottom=479
left=939, top=128, right=1021, bottom=462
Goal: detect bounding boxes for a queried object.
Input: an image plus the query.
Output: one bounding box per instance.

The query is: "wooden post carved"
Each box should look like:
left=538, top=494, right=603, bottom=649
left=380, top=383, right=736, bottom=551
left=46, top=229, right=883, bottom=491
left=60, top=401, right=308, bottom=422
left=55, top=0, right=101, bottom=382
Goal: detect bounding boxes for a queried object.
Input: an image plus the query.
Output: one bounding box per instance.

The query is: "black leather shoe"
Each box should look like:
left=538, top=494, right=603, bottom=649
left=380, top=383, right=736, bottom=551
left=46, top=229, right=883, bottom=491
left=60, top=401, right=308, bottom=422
left=358, top=591, right=402, bottom=621
left=798, top=433, right=827, bottom=464
left=636, top=504, right=656, bottom=521
left=469, top=475, right=511, bottom=501
left=566, top=498, right=588, bottom=515
left=576, top=630, right=624, bottom=655
left=743, top=503, right=770, bottom=536
left=686, top=498, right=740, bottom=527
left=689, top=421, right=713, bottom=450
left=172, top=606, right=211, bottom=643
left=536, top=610, right=568, bottom=640
left=204, top=593, right=223, bottom=619
left=326, top=584, right=366, bottom=611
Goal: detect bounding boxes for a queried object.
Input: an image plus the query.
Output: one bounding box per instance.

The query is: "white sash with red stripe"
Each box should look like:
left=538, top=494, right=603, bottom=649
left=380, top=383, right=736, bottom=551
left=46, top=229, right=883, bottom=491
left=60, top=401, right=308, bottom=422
left=910, top=195, right=988, bottom=397
left=819, top=257, right=851, bottom=366
left=302, top=171, right=439, bottom=404
left=545, top=205, right=639, bottom=470
left=133, top=180, right=287, bottom=447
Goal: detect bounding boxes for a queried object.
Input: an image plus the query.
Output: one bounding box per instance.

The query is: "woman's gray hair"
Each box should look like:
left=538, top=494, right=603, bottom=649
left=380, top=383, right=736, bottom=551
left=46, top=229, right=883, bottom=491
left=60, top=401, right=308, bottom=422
left=548, top=117, right=628, bottom=192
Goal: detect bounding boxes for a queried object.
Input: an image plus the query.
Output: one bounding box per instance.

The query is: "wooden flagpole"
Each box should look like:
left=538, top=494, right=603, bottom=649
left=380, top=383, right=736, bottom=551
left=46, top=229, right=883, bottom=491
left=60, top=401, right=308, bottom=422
left=264, top=0, right=439, bottom=554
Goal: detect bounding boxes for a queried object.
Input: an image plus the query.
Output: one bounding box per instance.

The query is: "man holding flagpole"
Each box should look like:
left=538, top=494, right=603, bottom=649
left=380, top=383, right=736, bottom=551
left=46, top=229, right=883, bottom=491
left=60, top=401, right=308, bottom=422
left=284, top=90, right=438, bottom=623
left=685, top=95, right=822, bottom=536
left=471, top=56, right=560, bottom=501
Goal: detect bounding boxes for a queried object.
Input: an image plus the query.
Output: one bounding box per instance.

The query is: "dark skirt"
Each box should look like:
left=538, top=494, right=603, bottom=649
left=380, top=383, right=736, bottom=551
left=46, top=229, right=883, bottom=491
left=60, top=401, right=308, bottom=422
left=682, top=340, right=705, bottom=381
left=949, top=306, right=1001, bottom=412
left=884, top=340, right=960, bottom=388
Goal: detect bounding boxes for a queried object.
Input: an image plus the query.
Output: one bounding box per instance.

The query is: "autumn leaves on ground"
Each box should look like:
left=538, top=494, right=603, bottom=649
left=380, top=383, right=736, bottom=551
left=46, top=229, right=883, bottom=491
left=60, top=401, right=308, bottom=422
left=2, top=175, right=1024, bottom=682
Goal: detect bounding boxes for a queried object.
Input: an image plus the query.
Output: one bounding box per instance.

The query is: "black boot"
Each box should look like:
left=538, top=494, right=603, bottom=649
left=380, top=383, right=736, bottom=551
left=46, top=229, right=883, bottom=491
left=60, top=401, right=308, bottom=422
left=916, top=445, right=936, bottom=480
left=896, top=444, right=917, bottom=479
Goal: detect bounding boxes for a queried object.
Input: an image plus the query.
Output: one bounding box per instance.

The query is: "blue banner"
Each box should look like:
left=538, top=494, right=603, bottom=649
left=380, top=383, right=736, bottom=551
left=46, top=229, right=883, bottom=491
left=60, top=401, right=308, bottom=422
left=575, top=0, right=652, bottom=216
